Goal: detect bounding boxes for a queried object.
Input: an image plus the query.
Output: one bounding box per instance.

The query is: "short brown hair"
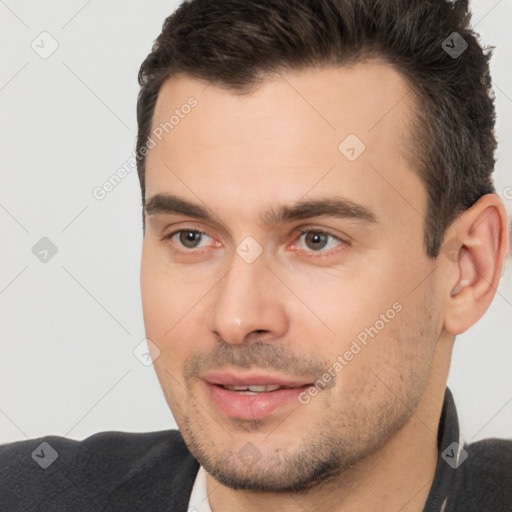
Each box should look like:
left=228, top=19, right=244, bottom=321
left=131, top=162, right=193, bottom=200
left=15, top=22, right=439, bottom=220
left=136, top=0, right=496, bottom=258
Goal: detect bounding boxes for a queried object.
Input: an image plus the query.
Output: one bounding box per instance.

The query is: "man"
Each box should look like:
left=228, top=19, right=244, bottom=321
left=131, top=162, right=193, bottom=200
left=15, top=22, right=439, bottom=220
left=1, top=0, right=511, bottom=510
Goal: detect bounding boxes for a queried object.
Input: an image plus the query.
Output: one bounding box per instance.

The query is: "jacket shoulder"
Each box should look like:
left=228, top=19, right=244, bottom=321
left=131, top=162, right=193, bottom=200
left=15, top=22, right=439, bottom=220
left=451, top=437, right=512, bottom=510
left=0, top=430, right=199, bottom=512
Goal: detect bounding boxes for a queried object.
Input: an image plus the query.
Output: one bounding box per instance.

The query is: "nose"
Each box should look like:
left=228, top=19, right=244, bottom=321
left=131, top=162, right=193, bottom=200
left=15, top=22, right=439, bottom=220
left=207, top=249, right=289, bottom=345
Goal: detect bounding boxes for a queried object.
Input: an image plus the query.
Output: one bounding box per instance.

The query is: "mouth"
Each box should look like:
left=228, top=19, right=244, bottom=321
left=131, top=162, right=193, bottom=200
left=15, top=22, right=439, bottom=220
left=200, top=370, right=315, bottom=420
left=217, top=383, right=305, bottom=394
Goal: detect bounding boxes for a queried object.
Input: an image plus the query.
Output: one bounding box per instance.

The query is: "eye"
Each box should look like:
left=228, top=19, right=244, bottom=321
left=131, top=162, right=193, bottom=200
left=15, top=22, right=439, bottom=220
left=292, top=229, right=346, bottom=254
left=164, top=229, right=215, bottom=250
left=162, top=227, right=348, bottom=256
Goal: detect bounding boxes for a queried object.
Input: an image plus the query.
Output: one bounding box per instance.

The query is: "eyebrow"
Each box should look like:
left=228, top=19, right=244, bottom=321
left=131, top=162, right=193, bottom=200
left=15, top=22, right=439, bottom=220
left=144, top=193, right=378, bottom=227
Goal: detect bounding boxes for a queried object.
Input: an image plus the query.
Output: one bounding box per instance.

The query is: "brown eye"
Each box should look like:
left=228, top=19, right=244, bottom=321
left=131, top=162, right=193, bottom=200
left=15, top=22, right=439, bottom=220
left=179, top=230, right=203, bottom=248
left=295, top=230, right=344, bottom=253
left=163, top=229, right=214, bottom=250
left=304, top=232, right=330, bottom=251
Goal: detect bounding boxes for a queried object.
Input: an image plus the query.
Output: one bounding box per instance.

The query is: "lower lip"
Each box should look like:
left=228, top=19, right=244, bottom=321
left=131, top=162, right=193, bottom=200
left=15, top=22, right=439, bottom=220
left=202, top=381, right=312, bottom=420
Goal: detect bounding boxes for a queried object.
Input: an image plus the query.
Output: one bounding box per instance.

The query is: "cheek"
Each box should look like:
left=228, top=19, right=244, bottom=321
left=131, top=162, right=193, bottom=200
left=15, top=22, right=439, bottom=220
left=141, top=246, right=181, bottom=356
left=140, top=245, right=205, bottom=372
left=140, top=250, right=166, bottom=334
left=288, top=267, right=399, bottom=344
left=141, top=242, right=186, bottom=324
left=310, top=280, right=431, bottom=390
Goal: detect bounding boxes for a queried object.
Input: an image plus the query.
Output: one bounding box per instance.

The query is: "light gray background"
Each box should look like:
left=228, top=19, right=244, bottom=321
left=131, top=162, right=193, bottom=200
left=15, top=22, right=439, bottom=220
left=1, top=0, right=511, bottom=445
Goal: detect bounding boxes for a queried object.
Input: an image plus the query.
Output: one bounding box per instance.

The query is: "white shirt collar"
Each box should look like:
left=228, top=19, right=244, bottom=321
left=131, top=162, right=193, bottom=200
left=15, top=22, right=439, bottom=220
left=187, top=465, right=213, bottom=512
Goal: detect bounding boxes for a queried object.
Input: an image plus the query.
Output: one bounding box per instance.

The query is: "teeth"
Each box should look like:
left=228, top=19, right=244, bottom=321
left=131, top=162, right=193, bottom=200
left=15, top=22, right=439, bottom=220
left=223, top=384, right=283, bottom=392
left=249, top=385, right=282, bottom=392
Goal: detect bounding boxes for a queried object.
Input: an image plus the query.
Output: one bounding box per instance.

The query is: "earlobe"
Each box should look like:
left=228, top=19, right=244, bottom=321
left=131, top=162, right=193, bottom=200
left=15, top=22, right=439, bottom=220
left=443, top=195, right=510, bottom=335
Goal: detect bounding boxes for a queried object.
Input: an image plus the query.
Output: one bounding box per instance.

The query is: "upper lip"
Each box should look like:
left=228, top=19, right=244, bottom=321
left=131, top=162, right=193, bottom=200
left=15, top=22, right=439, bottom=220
left=201, top=370, right=313, bottom=388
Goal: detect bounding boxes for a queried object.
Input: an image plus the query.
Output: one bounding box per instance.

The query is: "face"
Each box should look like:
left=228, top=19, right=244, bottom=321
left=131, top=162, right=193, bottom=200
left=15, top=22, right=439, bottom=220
left=140, top=62, right=444, bottom=492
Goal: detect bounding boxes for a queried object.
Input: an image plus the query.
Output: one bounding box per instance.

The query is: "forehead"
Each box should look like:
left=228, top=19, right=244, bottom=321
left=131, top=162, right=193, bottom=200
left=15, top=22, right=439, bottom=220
left=144, top=61, right=425, bottom=229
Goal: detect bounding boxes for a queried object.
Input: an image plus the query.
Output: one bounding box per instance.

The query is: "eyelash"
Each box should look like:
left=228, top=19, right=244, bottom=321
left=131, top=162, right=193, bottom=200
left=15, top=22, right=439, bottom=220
left=161, top=226, right=349, bottom=257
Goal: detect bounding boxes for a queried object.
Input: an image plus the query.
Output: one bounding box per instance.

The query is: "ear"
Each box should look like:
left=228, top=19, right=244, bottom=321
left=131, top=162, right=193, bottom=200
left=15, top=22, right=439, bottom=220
left=441, top=194, right=510, bottom=335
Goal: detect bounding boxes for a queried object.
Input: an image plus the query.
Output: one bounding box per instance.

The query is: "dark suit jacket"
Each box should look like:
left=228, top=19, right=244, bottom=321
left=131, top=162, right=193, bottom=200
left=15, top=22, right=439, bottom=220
left=1, top=388, right=511, bottom=511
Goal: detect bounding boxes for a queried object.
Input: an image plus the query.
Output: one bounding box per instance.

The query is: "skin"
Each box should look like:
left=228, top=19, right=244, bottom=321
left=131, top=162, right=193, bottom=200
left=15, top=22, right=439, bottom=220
left=140, top=62, right=510, bottom=511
